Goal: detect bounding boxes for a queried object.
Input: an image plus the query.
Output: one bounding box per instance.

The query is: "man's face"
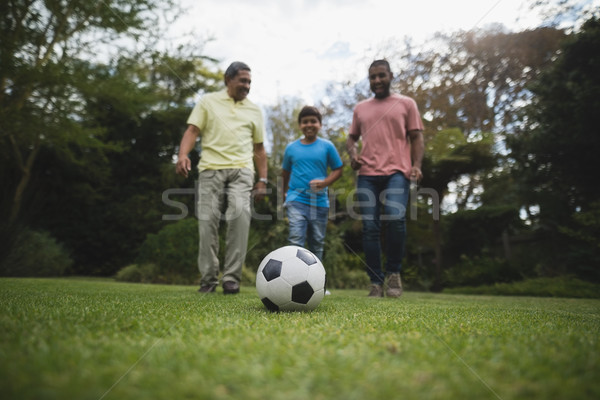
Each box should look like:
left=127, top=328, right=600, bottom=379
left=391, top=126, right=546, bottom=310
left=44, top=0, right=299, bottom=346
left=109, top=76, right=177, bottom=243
left=226, top=70, right=251, bottom=101
left=368, top=65, right=392, bottom=99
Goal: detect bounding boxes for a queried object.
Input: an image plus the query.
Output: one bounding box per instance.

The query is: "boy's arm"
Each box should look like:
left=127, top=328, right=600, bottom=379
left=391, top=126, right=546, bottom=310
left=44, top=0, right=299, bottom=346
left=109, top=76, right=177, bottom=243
left=309, top=167, right=343, bottom=192
left=281, top=169, right=291, bottom=202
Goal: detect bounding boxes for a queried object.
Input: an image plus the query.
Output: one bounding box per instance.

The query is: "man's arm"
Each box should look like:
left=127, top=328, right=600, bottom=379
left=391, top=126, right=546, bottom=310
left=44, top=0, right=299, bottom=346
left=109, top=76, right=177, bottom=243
left=253, top=142, right=268, bottom=200
left=408, top=129, right=424, bottom=181
left=346, top=134, right=361, bottom=171
left=176, top=124, right=200, bottom=178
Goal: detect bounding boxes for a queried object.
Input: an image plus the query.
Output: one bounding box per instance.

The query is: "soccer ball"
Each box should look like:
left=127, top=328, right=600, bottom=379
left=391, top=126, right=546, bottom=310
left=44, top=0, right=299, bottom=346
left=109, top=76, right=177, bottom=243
left=256, top=245, right=326, bottom=312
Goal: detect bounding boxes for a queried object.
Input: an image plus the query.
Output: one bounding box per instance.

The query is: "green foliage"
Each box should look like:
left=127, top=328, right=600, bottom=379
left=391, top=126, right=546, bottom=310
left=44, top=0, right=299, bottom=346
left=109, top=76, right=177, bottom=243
left=511, top=16, right=600, bottom=215
left=443, top=206, right=520, bottom=257
left=444, top=276, right=600, bottom=299
left=135, top=218, right=199, bottom=283
left=0, top=228, right=72, bottom=277
left=114, top=263, right=158, bottom=283
left=558, top=201, right=600, bottom=281
left=1, top=0, right=177, bottom=223
left=508, top=17, right=600, bottom=279
left=443, top=254, right=520, bottom=288
left=0, top=0, right=222, bottom=274
left=324, top=237, right=370, bottom=290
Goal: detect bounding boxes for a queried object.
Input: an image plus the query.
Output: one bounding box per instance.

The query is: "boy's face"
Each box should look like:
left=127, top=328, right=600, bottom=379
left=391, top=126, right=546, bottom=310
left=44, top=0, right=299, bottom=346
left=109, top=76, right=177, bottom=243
left=299, top=115, right=321, bottom=141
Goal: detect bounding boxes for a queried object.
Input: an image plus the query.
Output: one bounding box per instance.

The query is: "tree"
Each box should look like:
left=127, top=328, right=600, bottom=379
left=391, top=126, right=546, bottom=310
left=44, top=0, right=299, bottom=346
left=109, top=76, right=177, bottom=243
left=0, top=0, right=176, bottom=225
left=508, top=17, right=600, bottom=280
left=1, top=0, right=223, bottom=274
left=421, top=128, right=496, bottom=290
left=264, top=96, right=304, bottom=171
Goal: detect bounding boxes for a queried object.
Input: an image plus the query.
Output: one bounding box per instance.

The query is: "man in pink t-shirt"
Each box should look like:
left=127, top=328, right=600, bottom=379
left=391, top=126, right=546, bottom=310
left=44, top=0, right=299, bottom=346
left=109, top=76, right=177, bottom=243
left=346, top=59, right=425, bottom=298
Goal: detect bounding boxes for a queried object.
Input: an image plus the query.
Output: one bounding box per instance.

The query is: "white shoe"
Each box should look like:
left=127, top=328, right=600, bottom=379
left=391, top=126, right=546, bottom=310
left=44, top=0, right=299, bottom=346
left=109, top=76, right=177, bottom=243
left=325, top=290, right=331, bottom=296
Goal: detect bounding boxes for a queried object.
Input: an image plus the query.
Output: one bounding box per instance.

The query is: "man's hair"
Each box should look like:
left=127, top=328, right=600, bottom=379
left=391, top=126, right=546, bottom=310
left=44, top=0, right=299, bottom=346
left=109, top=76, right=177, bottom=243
left=369, top=59, right=391, bottom=73
left=224, top=61, right=251, bottom=83
left=298, top=106, right=322, bottom=124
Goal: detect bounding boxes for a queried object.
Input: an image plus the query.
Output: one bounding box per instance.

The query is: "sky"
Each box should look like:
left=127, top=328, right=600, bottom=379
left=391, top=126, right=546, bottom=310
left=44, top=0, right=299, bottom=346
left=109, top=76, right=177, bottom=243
left=170, top=0, right=552, bottom=106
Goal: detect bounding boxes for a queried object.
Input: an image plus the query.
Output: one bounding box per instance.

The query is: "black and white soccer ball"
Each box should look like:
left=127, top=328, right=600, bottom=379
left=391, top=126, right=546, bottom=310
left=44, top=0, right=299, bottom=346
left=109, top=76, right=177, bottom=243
left=256, top=245, right=326, bottom=312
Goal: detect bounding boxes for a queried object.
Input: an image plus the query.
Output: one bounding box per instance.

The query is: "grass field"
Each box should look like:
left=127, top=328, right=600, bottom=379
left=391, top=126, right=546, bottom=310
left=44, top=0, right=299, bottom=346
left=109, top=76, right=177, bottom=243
left=1, top=278, right=599, bottom=400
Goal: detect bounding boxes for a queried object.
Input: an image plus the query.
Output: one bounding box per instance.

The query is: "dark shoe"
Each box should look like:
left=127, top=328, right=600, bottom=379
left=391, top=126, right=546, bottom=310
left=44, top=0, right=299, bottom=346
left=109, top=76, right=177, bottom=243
left=198, top=284, right=217, bottom=293
left=368, top=284, right=383, bottom=297
left=222, top=281, right=240, bottom=295
left=386, top=273, right=403, bottom=298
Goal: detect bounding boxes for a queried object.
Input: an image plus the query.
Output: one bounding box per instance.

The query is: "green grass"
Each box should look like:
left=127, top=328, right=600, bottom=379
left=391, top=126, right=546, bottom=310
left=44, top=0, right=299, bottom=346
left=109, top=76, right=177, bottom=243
left=1, top=278, right=599, bottom=400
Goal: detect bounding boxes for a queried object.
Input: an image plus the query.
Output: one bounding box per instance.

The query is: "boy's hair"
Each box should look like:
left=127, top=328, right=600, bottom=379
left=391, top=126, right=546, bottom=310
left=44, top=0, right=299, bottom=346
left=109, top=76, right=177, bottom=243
left=298, top=106, right=322, bottom=124
left=224, top=61, right=251, bottom=83
left=369, top=59, right=391, bottom=73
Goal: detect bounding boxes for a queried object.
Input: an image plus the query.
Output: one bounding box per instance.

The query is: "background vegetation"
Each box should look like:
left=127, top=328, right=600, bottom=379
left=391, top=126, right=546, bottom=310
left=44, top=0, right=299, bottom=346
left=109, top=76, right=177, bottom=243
left=1, top=0, right=599, bottom=293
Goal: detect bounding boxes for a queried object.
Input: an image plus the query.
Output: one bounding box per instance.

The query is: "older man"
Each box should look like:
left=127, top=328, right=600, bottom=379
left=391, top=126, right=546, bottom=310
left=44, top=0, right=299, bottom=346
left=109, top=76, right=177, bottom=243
left=176, top=61, right=268, bottom=294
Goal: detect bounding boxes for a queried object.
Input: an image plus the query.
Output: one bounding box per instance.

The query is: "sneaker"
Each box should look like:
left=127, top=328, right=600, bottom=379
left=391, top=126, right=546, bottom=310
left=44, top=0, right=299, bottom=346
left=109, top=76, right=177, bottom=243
left=325, top=290, right=331, bottom=296
left=198, top=284, right=217, bottom=293
left=386, top=273, right=403, bottom=298
left=222, top=281, right=240, bottom=295
left=368, top=284, right=383, bottom=297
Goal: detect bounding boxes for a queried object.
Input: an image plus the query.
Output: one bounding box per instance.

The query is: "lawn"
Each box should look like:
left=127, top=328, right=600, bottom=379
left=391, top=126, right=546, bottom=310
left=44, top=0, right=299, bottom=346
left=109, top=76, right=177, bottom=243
left=0, top=278, right=598, bottom=400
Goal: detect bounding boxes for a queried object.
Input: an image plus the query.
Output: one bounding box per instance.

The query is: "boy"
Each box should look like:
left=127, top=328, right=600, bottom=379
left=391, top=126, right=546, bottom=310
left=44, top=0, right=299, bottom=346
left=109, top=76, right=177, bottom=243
left=282, top=106, right=343, bottom=273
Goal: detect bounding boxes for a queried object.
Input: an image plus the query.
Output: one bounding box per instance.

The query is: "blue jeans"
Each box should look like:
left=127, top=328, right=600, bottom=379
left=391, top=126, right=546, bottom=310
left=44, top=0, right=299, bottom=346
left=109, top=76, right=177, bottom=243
left=285, top=201, right=329, bottom=260
left=356, top=173, right=410, bottom=284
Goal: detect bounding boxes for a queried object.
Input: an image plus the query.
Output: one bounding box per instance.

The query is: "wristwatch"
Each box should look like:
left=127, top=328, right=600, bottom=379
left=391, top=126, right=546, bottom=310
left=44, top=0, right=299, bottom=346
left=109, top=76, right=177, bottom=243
left=258, top=177, right=268, bottom=184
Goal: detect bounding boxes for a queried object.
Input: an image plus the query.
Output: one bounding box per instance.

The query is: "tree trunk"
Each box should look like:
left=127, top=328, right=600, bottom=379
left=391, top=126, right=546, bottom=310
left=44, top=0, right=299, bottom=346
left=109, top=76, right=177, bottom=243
left=8, top=136, right=40, bottom=225
left=432, top=218, right=443, bottom=292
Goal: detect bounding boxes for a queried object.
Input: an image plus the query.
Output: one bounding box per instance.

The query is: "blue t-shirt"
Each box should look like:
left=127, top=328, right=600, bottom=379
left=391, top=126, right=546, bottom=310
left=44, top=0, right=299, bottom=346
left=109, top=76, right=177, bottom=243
left=282, top=137, right=343, bottom=208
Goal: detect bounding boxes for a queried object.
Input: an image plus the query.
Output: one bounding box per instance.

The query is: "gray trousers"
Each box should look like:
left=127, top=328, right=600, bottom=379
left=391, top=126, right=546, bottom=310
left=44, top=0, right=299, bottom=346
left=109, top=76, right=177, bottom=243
left=197, top=168, right=254, bottom=286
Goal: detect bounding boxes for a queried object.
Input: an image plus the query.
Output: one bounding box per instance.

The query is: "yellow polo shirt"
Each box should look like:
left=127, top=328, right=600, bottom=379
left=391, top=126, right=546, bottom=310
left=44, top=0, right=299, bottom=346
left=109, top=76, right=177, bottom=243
left=187, top=90, right=265, bottom=171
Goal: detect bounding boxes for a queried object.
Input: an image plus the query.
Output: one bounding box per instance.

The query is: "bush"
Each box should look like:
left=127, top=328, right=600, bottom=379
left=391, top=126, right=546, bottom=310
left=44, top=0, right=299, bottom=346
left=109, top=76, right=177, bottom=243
left=0, top=228, right=72, bottom=277
left=444, top=253, right=520, bottom=288
left=115, top=264, right=158, bottom=283
left=135, top=218, right=198, bottom=283
left=325, top=251, right=370, bottom=289
left=443, top=276, right=600, bottom=298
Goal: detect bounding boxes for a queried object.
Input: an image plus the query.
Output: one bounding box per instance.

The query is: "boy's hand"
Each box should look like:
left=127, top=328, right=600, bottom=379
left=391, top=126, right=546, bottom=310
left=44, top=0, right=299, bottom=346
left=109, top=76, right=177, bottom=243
left=309, top=179, right=326, bottom=192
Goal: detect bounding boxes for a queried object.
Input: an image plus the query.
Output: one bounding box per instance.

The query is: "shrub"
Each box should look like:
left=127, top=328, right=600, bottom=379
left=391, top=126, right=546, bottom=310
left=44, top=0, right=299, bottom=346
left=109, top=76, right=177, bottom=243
left=444, top=253, right=520, bottom=288
left=115, top=264, right=158, bottom=283
left=135, top=218, right=199, bottom=283
left=0, top=228, right=72, bottom=277
left=325, top=252, right=370, bottom=289
left=443, top=276, right=600, bottom=298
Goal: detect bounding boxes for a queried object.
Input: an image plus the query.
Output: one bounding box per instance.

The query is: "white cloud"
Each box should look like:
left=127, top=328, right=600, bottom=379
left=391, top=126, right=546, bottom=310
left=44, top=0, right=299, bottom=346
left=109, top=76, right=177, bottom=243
left=172, top=0, right=548, bottom=106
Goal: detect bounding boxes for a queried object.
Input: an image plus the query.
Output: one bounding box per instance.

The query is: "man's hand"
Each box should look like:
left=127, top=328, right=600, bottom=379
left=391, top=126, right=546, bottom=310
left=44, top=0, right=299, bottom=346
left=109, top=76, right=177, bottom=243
left=410, top=166, right=423, bottom=182
left=176, top=156, right=191, bottom=178
left=175, top=125, right=200, bottom=178
left=350, top=158, right=362, bottom=171
left=253, top=181, right=267, bottom=202
left=309, top=179, right=326, bottom=192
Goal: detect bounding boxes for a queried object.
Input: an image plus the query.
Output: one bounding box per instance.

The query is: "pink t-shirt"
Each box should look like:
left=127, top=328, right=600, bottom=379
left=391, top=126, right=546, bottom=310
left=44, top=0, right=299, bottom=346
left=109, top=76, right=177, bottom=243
left=349, top=94, right=424, bottom=177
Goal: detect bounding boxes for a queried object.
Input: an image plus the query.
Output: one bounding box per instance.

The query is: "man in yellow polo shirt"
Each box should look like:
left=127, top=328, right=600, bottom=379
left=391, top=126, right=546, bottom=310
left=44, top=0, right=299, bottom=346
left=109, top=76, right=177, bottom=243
left=176, top=61, right=268, bottom=294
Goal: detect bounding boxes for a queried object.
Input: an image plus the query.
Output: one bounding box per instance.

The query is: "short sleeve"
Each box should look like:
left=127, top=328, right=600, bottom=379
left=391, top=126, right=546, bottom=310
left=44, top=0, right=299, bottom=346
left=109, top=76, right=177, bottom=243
left=281, top=144, right=292, bottom=172
left=327, top=141, right=343, bottom=170
left=186, top=99, right=207, bottom=132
